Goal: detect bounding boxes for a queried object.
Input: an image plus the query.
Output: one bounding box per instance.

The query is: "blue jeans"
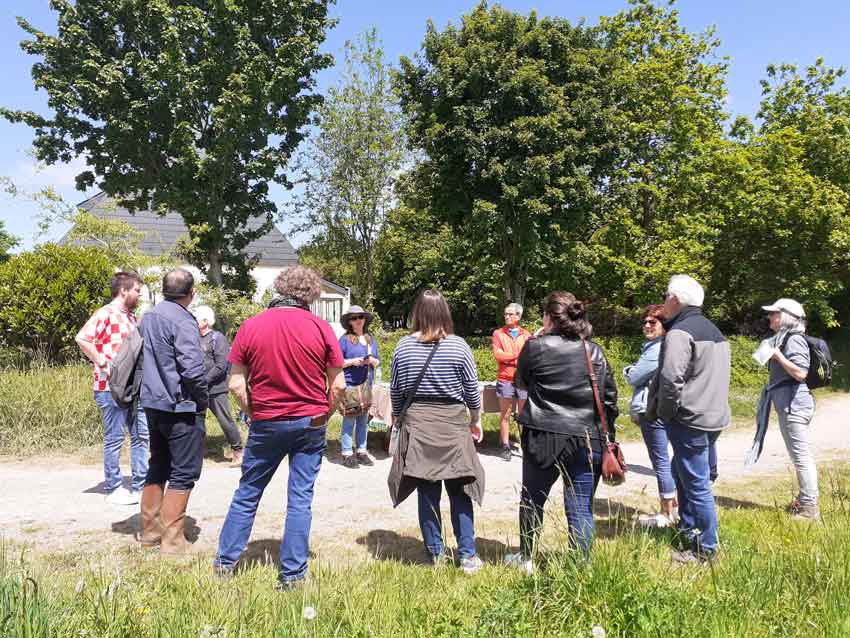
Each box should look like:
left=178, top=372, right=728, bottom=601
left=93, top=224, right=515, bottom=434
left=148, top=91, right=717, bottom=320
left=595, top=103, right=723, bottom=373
left=638, top=415, right=676, bottom=499
left=94, top=391, right=149, bottom=493
left=215, top=417, right=326, bottom=583
left=417, top=478, right=477, bottom=560
left=520, top=445, right=602, bottom=560
left=666, top=423, right=721, bottom=555
left=340, top=413, right=369, bottom=455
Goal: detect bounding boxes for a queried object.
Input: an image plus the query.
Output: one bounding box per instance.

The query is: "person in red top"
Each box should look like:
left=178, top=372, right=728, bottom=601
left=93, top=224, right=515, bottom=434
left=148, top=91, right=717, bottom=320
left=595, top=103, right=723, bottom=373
left=214, top=266, right=345, bottom=590
left=492, top=303, right=532, bottom=462
left=75, top=271, right=149, bottom=505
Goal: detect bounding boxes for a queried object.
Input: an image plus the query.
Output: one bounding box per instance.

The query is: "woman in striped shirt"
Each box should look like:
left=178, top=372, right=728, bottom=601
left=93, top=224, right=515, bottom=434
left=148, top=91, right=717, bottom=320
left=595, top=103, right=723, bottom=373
left=387, top=290, right=486, bottom=574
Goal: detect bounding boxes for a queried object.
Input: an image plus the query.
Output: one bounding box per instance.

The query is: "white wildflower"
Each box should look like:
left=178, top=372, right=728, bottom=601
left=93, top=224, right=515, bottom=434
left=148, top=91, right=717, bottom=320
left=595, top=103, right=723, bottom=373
left=302, top=605, right=317, bottom=620
left=74, top=579, right=86, bottom=594
left=591, top=626, right=606, bottom=638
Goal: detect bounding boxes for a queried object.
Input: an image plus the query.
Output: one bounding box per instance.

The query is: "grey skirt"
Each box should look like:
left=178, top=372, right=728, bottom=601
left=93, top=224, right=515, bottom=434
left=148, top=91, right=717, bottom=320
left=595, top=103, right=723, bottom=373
left=387, top=401, right=486, bottom=507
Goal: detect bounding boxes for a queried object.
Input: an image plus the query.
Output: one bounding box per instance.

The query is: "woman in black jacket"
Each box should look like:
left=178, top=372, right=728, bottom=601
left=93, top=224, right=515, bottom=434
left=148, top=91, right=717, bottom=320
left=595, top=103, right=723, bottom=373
left=506, top=292, right=618, bottom=572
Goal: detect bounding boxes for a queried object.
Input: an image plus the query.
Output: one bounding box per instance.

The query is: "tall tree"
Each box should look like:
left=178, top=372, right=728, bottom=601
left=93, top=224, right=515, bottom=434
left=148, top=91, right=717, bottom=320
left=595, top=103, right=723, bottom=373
left=292, top=28, right=406, bottom=305
left=2, top=0, right=335, bottom=287
left=0, top=220, right=19, bottom=262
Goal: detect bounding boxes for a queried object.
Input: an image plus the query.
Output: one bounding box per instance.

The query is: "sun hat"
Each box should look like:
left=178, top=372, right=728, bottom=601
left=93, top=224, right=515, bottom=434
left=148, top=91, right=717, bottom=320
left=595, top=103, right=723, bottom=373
left=762, top=298, right=805, bottom=319
left=341, top=305, right=374, bottom=332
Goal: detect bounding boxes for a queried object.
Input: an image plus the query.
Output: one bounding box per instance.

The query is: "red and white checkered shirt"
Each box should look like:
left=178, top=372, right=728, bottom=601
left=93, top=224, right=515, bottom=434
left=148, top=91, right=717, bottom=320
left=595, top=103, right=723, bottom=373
left=79, top=299, right=138, bottom=392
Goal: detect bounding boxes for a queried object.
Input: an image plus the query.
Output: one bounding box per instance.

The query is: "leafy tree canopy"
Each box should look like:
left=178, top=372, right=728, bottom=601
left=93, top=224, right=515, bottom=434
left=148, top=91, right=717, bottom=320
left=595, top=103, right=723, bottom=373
left=2, top=0, right=335, bottom=288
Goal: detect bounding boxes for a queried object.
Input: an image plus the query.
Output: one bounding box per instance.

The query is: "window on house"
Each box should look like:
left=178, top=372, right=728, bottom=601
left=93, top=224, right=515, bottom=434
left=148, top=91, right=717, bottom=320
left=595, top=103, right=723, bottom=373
left=312, top=297, right=343, bottom=323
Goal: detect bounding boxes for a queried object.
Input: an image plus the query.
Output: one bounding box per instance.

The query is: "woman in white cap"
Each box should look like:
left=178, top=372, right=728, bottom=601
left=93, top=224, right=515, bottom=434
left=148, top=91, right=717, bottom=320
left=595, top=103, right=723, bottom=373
left=763, top=297, right=819, bottom=519
left=338, top=306, right=380, bottom=468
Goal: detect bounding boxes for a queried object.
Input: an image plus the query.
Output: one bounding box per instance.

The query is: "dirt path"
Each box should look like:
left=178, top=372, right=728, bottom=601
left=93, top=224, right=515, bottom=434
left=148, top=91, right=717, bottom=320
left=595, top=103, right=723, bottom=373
left=2, top=394, right=848, bottom=561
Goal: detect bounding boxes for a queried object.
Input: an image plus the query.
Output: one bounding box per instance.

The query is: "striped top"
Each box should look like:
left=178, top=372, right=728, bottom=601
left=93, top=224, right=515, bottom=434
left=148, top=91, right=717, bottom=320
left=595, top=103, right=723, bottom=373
left=390, top=334, right=481, bottom=415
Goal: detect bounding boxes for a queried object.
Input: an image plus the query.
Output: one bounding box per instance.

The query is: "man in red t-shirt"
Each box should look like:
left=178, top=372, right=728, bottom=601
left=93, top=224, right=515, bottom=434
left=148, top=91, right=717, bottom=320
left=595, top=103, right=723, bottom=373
left=214, top=266, right=344, bottom=590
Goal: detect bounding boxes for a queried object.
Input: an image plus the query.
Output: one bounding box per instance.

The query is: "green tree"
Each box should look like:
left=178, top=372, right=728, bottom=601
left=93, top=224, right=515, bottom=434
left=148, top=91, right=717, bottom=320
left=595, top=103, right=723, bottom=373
left=0, top=220, right=19, bottom=262
left=2, top=0, right=334, bottom=289
left=292, top=28, right=406, bottom=306
left=395, top=3, right=624, bottom=306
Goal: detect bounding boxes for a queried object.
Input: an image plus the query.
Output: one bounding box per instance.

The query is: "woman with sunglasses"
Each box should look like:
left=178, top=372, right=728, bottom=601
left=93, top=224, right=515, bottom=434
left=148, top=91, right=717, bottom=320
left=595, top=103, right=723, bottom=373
left=624, top=304, right=676, bottom=526
left=338, top=306, right=380, bottom=468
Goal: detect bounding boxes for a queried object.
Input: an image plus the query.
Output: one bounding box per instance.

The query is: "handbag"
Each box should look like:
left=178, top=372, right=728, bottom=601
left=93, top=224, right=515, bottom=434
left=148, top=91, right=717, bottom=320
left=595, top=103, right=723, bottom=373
left=388, top=340, right=442, bottom=456
left=340, top=380, right=373, bottom=417
left=582, top=339, right=627, bottom=486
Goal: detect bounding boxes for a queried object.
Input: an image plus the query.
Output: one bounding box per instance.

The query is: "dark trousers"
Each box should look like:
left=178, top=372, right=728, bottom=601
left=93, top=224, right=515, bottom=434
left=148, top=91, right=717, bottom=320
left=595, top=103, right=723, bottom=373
left=519, top=446, right=602, bottom=559
left=144, top=408, right=205, bottom=490
left=209, top=393, right=243, bottom=450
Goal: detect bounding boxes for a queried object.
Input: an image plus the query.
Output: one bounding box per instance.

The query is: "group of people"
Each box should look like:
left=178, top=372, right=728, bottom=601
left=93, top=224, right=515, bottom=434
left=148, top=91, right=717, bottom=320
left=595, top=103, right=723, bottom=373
left=74, top=265, right=820, bottom=587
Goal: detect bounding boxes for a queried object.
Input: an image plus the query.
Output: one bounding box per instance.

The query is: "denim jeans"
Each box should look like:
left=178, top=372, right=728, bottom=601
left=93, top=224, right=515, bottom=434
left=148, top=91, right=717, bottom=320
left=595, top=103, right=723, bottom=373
left=144, top=409, right=205, bottom=490
left=777, top=411, right=818, bottom=505
left=215, top=417, right=326, bottom=583
left=340, top=413, right=369, bottom=455
left=520, top=445, right=602, bottom=560
left=666, top=423, right=721, bottom=555
left=94, top=391, right=149, bottom=493
left=638, top=415, right=676, bottom=499
left=417, top=478, right=477, bottom=560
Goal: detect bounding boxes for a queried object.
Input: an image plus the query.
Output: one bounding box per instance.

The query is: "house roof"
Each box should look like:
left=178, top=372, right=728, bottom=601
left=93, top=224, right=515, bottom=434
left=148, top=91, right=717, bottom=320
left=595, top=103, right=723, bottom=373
left=60, top=192, right=299, bottom=267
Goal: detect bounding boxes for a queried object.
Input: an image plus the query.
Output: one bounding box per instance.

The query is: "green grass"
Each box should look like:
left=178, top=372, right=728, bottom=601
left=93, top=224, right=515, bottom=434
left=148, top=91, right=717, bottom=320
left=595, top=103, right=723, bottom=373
left=3, top=330, right=845, bottom=455
left=3, top=466, right=850, bottom=637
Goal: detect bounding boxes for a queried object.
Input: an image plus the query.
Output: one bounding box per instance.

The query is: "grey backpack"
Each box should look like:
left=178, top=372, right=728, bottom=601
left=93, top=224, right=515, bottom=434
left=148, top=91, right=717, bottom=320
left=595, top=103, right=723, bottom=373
left=109, top=329, right=144, bottom=409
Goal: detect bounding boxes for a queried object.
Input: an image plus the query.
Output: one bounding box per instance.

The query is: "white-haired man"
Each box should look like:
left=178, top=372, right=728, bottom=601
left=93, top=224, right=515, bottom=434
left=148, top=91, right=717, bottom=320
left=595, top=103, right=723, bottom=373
left=193, top=305, right=244, bottom=467
left=647, top=275, right=731, bottom=563
left=492, top=302, right=531, bottom=461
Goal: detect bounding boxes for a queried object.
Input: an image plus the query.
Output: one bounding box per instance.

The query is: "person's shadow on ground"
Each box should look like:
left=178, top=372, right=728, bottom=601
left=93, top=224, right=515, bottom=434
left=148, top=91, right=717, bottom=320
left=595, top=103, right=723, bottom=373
left=356, top=529, right=510, bottom=566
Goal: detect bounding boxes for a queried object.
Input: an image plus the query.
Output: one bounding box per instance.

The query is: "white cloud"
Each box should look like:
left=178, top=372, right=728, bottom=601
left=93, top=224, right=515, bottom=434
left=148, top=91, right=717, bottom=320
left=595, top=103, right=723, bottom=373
left=9, top=153, right=92, bottom=190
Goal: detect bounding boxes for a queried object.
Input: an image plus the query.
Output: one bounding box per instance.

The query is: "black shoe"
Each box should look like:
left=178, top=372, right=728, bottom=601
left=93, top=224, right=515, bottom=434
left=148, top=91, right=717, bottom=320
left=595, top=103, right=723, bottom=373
left=213, top=563, right=235, bottom=580
left=671, top=549, right=715, bottom=564
left=275, top=577, right=305, bottom=592
left=342, top=454, right=359, bottom=469
left=500, top=445, right=512, bottom=462
left=356, top=452, right=374, bottom=467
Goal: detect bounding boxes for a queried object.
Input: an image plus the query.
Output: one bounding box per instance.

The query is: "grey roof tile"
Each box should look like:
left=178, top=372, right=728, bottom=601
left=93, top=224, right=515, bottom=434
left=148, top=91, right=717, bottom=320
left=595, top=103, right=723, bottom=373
left=60, top=192, right=299, bottom=267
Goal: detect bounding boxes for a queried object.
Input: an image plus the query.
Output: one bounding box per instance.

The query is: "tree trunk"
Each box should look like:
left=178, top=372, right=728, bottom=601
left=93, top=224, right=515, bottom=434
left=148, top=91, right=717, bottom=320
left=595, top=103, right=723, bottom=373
left=207, top=249, right=223, bottom=287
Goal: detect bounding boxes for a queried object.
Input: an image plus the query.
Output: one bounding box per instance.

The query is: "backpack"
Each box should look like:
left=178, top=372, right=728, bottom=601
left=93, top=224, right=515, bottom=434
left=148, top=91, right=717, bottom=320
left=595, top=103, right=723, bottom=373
left=109, top=329, right=144, bottom=409
left=781, top=333, right=833, bottom=389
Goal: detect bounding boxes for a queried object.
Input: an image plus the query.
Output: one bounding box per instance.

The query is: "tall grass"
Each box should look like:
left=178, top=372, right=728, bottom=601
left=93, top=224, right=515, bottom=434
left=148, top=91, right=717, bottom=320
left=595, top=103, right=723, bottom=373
left=3, top=466, right=850, bottom=637
left=0, top=332, right=815, bottom=456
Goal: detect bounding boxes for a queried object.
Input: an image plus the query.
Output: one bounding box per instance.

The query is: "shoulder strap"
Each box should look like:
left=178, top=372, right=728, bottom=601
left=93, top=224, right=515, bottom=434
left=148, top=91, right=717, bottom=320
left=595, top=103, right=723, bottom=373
left=395, top=339, right=442, bottom=424
left=582, top=339, right=610, bottom=440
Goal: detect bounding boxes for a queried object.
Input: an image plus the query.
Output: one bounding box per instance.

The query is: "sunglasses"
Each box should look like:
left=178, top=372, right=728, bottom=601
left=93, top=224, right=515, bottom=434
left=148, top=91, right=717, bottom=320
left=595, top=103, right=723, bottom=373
left=643, top=318, right=660, bottom=327
left=350, top=315, right=365, bottom=320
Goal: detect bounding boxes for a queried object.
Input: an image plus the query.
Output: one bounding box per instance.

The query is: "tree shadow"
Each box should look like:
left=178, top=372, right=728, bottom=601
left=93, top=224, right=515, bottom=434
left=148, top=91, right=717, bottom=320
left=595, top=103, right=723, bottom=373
left=355, top=529, right=510, bottom=566
left=204, top=434, right=231, bottom=463
left=628, top=463, right=658, bottom=478
left=110, top=513, right=201, bottom=543
left=592, top=499, right=647, bottom=539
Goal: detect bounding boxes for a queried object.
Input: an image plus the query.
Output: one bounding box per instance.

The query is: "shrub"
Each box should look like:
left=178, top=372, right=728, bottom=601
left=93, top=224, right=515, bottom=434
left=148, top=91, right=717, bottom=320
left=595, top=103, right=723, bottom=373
left=0, top=244, right=113, bottom=360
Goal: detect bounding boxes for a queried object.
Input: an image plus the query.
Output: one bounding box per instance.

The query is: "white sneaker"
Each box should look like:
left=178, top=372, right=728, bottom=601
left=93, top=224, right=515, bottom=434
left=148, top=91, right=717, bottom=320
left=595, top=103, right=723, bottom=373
left=639, top=513, right=673, bottom=529
left=460, top=555, right=484, bottom=575
left=504, top=552, right=534, bottom=575
left=105, top=486, right=139, bottom=505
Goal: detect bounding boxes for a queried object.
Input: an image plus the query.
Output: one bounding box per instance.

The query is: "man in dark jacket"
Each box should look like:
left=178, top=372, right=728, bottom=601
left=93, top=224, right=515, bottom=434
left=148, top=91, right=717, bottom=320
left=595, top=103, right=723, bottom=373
left=647, top=274, right=730, bottom=563
left=193, top=305, right=244, bottom=467
left=137, top=268, right=209, bottom=554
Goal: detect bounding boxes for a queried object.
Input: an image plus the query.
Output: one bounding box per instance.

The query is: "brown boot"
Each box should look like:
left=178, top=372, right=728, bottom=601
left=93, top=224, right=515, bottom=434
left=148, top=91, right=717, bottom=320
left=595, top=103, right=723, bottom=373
left=139, top=483, right=165, bottom=548
left=159, top=488, right=192, bottom=555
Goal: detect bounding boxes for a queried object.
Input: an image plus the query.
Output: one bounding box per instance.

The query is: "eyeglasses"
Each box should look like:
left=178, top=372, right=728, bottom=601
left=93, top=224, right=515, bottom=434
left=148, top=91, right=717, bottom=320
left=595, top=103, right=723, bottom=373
left=350, top=315, right=365, bottom=320
left=643, top=318, right=660, bottom=327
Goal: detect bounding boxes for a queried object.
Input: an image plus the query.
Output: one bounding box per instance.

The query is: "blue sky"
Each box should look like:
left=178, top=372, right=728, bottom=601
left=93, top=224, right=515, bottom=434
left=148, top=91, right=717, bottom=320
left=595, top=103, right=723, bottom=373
left=2, top=0, right=849, bottom=251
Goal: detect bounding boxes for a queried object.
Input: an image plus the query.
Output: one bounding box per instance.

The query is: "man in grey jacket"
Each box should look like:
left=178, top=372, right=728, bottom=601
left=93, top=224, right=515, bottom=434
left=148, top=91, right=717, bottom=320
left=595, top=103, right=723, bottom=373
left=193, top=305, right=244, bottom=467
left=647, top=274, right=730, bottom=563
left=137, top=268, right=209, bottom=554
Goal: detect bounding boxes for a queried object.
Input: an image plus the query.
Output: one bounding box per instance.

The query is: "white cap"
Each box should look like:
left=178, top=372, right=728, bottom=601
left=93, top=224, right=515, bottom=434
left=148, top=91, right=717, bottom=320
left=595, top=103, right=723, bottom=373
left=762, top=298, right=805, bottom=319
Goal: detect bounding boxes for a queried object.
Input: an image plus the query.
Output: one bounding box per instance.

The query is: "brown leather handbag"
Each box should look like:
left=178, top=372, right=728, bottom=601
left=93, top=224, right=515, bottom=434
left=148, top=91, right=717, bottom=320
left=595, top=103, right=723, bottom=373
left=582, top=340, right=627, bottom=486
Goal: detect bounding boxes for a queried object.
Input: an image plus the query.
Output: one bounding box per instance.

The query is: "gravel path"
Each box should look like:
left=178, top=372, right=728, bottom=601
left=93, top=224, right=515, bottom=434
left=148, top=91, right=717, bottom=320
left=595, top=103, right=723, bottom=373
left=2, top=394, right=847, bottom=561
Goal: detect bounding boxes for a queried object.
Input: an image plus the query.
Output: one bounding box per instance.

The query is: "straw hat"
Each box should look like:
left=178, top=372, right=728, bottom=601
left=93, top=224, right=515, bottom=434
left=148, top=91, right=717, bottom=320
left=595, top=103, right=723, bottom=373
left=341, top=305, right=374, bottom=332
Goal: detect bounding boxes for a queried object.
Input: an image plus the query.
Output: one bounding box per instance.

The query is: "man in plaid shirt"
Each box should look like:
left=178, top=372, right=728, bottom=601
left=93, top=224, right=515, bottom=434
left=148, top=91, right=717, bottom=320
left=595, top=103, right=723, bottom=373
left=75, top=272, right=150, bottom=506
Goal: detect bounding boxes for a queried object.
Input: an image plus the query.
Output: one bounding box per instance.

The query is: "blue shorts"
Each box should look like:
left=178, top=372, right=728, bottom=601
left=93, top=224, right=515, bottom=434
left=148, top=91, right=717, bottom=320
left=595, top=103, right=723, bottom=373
left=496, top=380, right=527, bottom=401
